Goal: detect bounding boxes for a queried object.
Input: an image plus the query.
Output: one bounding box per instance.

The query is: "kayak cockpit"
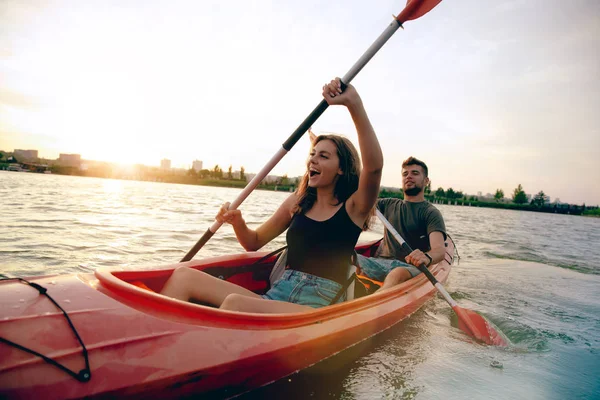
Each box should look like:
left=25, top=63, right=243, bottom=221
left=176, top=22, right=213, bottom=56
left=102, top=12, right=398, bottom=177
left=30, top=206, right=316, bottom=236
left=93, top=239, right=451, bottom=329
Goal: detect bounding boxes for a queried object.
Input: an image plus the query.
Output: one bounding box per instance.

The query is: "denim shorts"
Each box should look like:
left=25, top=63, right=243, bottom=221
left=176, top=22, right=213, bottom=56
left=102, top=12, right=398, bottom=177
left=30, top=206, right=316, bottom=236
left=356, top=254, right=421, bottom=282
left=261, top=270, right=346, bottom=308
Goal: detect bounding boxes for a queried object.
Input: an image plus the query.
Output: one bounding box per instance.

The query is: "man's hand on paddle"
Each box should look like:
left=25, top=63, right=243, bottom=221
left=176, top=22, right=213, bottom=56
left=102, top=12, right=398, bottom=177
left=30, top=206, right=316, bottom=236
left=405, top=249, right=431, bottom=268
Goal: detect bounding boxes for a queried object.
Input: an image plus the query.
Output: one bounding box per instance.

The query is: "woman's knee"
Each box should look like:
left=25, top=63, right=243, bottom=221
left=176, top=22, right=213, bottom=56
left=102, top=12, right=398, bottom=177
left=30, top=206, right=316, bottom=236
left=168, top=266, right=194, bottom=283
left=220, top=293, right=246, bottom=311
left=162, top=267, right=201, bottom=298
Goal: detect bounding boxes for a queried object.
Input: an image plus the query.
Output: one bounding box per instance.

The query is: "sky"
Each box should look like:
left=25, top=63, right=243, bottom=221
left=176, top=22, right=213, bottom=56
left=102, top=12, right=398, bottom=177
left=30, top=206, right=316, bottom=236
left=1, top=0, right=599, bottom=205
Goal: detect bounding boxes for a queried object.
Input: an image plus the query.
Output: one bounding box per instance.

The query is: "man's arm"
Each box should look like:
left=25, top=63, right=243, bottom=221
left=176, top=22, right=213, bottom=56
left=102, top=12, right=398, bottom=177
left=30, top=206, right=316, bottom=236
left=404, top=231, right=446, bottom=268
left=426, top=231, right=446, bottom=265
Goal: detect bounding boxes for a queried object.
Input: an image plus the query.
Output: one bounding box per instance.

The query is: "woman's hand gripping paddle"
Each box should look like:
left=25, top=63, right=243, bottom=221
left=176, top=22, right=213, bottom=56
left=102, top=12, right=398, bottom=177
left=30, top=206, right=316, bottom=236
left=375, top=210, right=508, bottom=346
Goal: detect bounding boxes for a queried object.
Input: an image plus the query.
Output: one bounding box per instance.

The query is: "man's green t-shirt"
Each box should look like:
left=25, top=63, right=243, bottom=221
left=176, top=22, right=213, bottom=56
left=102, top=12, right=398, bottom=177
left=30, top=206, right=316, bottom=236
left=375, top=198, right=446, bottom=260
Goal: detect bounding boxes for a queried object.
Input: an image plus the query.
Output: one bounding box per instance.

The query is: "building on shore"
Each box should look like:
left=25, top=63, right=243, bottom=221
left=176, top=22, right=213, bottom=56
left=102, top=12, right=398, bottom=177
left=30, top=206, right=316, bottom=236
left=192, top=160, right=203, bottom=172
left=58, top=153, right=81, bottom=168
left=14, top=149, right=39, bottom=161
left=7, top=163, right=28, bottom=172
left=160, top=159, right=171, bottom=170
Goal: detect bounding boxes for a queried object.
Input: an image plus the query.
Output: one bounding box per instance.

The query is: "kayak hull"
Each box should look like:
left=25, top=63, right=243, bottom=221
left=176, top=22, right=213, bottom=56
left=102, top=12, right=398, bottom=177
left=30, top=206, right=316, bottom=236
left=0, top=240, right=453, bottom=399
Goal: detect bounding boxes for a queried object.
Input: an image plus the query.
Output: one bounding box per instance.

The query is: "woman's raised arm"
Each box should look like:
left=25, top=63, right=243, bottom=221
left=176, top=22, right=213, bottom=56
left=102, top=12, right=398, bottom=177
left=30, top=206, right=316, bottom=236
left=322, top=78, right=383, bottom=226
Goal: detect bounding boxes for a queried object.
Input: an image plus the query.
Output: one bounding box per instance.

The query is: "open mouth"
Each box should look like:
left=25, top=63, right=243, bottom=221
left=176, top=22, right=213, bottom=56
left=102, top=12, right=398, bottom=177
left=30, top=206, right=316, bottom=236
left=309, top=169, right=321, bottom=177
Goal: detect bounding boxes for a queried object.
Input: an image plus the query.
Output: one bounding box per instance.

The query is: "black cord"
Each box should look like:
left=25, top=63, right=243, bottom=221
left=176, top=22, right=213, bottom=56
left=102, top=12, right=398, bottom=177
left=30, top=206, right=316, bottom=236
left=0, top=277, right=91, bottom=382
left=447, top=234, right=460, bottom=264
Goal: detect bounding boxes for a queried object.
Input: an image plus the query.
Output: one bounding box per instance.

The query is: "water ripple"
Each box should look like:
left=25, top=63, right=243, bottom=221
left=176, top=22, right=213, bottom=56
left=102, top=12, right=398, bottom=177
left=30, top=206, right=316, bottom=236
left=1, top=171, right=600, bottom=399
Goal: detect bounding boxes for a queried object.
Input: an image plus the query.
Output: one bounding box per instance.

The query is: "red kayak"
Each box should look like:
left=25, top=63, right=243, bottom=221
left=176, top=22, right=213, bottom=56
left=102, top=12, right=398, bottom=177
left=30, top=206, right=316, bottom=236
left=0, top=239, right=454, bottom=399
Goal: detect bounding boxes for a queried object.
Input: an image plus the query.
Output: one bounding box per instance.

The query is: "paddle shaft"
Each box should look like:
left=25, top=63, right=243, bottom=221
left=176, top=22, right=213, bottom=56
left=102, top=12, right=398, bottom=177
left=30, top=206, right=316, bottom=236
left=181, top=20, right=403, bottom=261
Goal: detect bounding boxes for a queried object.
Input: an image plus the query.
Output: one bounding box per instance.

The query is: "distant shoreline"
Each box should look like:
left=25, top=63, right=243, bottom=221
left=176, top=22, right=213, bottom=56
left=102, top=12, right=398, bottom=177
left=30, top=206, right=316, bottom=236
left=1, top=168, right=597, bottom=216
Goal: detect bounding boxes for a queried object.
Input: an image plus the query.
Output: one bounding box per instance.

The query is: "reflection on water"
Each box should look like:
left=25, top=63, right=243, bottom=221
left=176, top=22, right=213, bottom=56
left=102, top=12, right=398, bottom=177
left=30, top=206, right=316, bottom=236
left=1, top=171, right=599, bottom=399
left=0, top=172, right=291, bottom=276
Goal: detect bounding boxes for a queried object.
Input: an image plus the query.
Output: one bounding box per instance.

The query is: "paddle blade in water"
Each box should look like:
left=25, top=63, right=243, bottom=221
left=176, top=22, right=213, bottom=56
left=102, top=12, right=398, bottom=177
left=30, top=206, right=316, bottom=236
left=453, top=306, right=509, bottom=346
left=396, top=0, right=443, bottom=24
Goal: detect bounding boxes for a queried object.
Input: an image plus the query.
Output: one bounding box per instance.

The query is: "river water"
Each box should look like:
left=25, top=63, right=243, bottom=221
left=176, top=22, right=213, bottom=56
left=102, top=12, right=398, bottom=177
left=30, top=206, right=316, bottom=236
left=1, top=171, right=599, bottom=399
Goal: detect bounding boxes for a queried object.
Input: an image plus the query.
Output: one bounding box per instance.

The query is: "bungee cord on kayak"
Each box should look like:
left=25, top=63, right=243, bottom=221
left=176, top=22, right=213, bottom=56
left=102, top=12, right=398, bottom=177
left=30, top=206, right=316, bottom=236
left=0, top=278, right=91, bottom=383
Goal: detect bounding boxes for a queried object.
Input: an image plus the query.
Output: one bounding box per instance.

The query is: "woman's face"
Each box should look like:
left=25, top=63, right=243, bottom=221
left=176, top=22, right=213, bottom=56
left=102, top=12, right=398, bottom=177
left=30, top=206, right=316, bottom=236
left=307, top=139, right=343, bottom=188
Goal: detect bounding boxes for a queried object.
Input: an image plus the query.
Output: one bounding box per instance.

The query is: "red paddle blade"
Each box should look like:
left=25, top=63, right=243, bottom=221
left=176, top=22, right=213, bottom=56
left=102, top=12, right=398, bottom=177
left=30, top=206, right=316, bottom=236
left=396, top=0, right=442, bottom=24
left=453, top=306, right=509, bottom=346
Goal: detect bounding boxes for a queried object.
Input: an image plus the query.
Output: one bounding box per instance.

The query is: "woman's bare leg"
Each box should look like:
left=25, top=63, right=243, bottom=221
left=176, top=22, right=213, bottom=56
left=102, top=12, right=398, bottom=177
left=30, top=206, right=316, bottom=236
left=220, top=294, right=314, bottom=313
left=160, top=266, right=262, bottom=306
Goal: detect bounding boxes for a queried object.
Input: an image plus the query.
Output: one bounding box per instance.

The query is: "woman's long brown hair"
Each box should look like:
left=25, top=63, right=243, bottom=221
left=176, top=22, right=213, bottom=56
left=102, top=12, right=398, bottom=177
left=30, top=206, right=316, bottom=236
left=294, top=134, right=372, bottom=230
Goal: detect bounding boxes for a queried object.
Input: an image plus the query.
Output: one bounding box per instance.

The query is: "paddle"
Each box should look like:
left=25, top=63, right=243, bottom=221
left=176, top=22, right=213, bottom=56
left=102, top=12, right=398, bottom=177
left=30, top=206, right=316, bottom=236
left=181, top=0, right=443, bottom=262
left=375, top=210, right=509, bottom=346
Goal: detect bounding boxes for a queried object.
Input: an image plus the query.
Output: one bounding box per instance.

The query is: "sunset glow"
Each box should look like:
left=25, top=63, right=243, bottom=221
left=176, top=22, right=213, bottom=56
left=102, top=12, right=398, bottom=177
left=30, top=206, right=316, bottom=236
left=1, top=0, right=599, bottom=204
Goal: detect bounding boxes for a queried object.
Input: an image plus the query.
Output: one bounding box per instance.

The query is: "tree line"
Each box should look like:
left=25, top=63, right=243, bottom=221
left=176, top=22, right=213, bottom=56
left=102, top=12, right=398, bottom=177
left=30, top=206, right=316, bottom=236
left=187, top=164, right=246, bottom=181
left=187, top=164, right=298, bottom=187
left=379, top=182, right=594, bottom=216
left=430, top=183, right=561, bottom=206
left=4, top=152, right=596, bottom=215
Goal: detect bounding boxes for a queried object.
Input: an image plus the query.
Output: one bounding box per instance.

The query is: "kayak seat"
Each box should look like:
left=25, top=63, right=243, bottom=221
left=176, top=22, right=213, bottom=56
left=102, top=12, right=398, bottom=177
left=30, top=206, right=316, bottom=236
left=351, top=252, right=382, bottom=298
left=355, top=274, right=383, bottom=295
left=130, top=281, right=155, bottom=292
left=330, top=252, right=382, bottom=304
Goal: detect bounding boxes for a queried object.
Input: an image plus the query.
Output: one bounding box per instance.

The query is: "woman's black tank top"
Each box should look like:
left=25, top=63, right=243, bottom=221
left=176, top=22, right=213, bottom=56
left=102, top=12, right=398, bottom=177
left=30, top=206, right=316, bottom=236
left=286, top=203, right=362, bottom=285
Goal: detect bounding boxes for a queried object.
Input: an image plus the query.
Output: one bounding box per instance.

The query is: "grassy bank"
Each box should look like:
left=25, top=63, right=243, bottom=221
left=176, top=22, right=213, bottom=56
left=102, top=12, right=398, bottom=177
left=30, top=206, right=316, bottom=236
left=583, top=208, right=600, bottom=217
left=42, top=167, right=296, bottom=192
left=378, top=188, right=589, bottom=216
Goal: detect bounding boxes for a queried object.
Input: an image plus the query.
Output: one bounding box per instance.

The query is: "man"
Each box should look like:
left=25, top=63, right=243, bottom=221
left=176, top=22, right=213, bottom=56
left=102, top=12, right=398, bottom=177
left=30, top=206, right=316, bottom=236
left=357, top=156, right=447, bottom=291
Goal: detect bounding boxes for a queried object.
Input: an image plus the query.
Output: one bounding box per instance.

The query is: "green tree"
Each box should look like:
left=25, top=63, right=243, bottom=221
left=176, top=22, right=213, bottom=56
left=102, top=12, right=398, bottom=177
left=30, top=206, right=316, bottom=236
left=199, top=169, right=210, bottom=178
left=494, top=189, right=504, bottom=202
left=240, top=166, right=245, bottom=181
left=425, top=181, right=432, bottom=196
left=446, top=187, right=456, bottom=199
left=187, top=168, right=196, bottom=177
left=435, top=187, right=445, bottom=198
left=0, top=152, right=4, bottom=161
left=212, top=164, right=223, bottom=179
left=531, top=190, right=547, bottom=207
left=227, top=165, right=233, bottom=180
left=512, top=184, right=528, bottom=204
left=277, top=174, right=289, bottom=186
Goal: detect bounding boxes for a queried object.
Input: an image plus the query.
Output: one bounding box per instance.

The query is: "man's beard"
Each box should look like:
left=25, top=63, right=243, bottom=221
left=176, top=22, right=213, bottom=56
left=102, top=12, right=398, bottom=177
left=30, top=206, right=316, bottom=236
left=404, top=185, right=423, bottom=196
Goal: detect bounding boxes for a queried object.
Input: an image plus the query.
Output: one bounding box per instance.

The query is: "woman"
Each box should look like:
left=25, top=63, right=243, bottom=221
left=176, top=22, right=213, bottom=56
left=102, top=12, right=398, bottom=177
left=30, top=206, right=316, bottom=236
left=161, top=78, right=383, bottom=313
